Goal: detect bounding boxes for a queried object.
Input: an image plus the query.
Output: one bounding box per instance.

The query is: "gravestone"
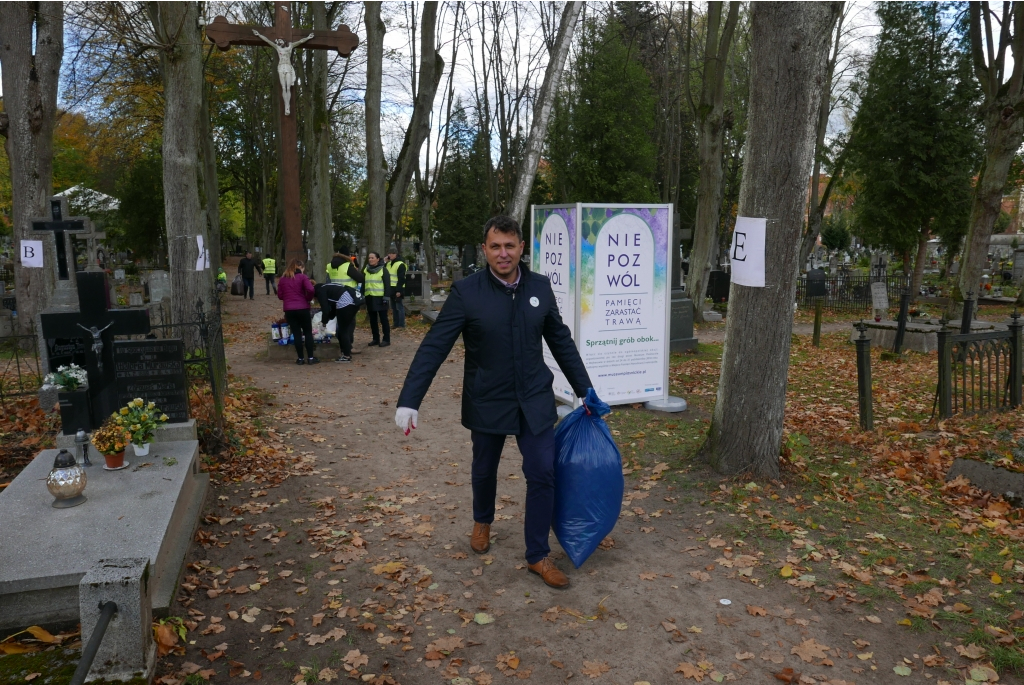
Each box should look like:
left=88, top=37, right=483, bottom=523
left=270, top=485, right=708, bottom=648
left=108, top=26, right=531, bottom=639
left=31, top=197, right=87, bottom=311
left=807, top=268, right=827, bottom=298
left=129, top=292, right=144, bottom=307
left=1014, top=249, right=1024, bottom=285
left=950, top=258, right=960, bottom=276
left=40, top=271, right=150, bottom=431
left=148, top=271, right=171, bottom=303
left=115, top=269, right=126, bottom=281
left=707, top=270, right=730, bottom=302
left=870, top=252, right=888, bottom=282
left=870, top=281, right=890, bottom=314
left=113, top=339, right=189, bottom=423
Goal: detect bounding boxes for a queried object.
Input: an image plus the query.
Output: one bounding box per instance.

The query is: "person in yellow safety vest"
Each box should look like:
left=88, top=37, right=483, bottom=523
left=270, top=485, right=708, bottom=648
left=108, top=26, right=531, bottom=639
left=363, top=251, right=392, bottom=348
left=326, top=250, right=360, bottom=287
left=326, top=247, right=364, bottom=354
left=385, top=248, right=407, bottom=329
left=216, top=267, right=228, bottom=292
left=262, top=255, right=278, bottom=295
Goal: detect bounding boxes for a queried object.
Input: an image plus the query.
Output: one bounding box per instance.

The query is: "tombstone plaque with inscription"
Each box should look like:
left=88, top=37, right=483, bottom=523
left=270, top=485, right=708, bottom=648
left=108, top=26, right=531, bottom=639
left=113, top=339, right=189, bottom=422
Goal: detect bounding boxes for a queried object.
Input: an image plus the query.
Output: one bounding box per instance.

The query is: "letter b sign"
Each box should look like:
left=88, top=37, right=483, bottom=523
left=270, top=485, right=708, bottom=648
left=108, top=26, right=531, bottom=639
left=21, top=240, right=43, bottom=268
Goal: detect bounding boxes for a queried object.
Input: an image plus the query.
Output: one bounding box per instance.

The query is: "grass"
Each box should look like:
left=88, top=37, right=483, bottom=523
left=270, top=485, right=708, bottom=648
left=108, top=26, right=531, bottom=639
left=602, top=331, right=1024, bottom=677
left=0, top=648, right=150, bottom=684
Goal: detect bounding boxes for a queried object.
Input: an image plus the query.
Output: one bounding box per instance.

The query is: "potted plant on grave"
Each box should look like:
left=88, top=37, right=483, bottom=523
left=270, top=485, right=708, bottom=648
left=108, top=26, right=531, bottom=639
left=93, top=415, right=130, bottom=469
left=116, top=398, right=168, bottom=457
left=42, top=364, right=89, bottom=432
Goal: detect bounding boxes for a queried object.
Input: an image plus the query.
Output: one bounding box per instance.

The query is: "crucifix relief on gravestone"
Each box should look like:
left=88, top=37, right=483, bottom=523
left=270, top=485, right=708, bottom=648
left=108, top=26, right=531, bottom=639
left=41, top=271, right=150, bottom=432
left=205, top=4, right=359, bottom=264
left=31, top=197, right=88, bottom=310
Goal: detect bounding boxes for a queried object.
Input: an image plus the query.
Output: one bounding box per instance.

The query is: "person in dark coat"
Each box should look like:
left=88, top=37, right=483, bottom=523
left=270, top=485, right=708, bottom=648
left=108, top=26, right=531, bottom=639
left=237, top=251, right=263, bottom=300
left=315, top=281, right=360, bottom=363
left=395, top=215, right=593, bottom=589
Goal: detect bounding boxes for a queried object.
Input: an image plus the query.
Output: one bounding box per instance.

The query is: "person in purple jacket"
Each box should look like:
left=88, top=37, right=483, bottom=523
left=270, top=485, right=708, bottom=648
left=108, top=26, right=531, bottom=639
left=277, top=258, right=320, bottom=365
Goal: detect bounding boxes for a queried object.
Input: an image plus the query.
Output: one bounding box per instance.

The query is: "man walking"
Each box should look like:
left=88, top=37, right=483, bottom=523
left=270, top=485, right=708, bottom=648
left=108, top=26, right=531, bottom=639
left=237, top=251, right=262, bottom=300
left=395, top=216, right=592, bottom=588
left=262, top=254, right=277, bottom=294
left=385, top=248, right=406, bottom=329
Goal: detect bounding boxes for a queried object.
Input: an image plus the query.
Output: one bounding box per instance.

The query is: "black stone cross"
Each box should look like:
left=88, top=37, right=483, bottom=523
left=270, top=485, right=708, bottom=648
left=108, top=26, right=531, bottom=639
left=31, top=197, right=87, bottom=281
left=41, top=271, right=150, bottom=428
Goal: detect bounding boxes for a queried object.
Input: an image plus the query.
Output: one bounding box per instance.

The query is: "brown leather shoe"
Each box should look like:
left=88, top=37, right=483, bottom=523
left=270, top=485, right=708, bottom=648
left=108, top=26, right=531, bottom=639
left=470, top=522, right=491, bottom=553
left=528, top=557, right=570, bottom=589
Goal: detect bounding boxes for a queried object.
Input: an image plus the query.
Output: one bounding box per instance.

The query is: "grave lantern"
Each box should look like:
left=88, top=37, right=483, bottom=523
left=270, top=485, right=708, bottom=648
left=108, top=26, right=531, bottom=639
left=46, top=448, right=87, bottom=508
left=74, top=428, right=93, bottom=467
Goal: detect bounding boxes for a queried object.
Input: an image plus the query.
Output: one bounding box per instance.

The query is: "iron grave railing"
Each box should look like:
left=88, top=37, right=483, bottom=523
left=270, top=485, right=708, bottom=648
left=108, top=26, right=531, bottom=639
left=796, top=273, right=910, bottom=314
left=937, top=315, right=1023, bottom=418
left=0, top=333, right=43, bottom=403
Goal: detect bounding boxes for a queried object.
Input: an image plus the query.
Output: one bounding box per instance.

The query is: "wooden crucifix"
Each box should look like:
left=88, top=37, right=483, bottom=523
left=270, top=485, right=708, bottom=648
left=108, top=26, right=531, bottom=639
left=206, top=3, right=359, bottom=265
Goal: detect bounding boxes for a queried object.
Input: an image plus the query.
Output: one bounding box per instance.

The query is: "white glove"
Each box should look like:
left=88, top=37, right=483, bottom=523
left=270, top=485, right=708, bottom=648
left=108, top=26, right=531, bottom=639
left=395, top=407, right=418, bottom=435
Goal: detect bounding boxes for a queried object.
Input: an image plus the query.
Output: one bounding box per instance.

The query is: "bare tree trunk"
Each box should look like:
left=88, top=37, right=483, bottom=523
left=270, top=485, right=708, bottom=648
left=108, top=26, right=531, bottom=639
left=0, top=2, right=63, bottom=346
left=200, top=76, right=222, bottom=271
left=706, top=1, right=840, bottom=478
left=798, top=155, right=846, bottom=268
left=149, top=1, right=213, bottom=343
left=305, top=1, right=333, bottom=280
left=685, top=1, right=739, bottom=323
left=798, top=6, right=844, bottom=271
left=507, top=1, right=583, bottom=227
left=364, top=1, right=387, bottom=254
left=385, top=2, right=443, bottom=247
left=415, top=164, right=437, bottom=275
left=957, top=3, right=1024, bottom=309
left=911, top=229, right=929, bottom=302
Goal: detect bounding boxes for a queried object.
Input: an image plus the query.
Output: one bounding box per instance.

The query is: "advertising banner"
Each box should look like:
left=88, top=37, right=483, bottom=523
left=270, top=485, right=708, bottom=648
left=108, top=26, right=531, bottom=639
left=578, top=204, right=670, bottom=405
left=531, top=205, right=578, bottom=404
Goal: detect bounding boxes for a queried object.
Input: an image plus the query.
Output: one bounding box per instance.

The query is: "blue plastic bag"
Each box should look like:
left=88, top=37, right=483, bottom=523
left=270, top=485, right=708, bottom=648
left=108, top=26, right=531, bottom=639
left=553, top=388, right=624, bottom=568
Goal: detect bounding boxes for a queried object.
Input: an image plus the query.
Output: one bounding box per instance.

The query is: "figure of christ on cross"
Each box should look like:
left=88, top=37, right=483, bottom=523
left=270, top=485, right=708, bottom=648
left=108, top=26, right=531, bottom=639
left=252, top=30, right=314, bottom=116
left=205, top=3, right=359, bottom=264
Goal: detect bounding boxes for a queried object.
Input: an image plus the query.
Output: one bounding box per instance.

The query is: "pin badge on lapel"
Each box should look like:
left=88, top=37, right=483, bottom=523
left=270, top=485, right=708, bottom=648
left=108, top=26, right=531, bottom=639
left=530, top=297, right=539, bottom=307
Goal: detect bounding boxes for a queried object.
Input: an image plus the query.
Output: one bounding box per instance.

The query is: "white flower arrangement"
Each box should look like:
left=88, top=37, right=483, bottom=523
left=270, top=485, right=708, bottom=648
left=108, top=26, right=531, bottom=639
left=43, top=364, right=88, bottom=391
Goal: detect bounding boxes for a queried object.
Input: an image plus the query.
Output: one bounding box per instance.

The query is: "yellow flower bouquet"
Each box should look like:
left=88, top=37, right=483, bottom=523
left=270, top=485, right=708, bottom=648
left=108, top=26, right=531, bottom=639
left=118, top=398, right=169, bottom=447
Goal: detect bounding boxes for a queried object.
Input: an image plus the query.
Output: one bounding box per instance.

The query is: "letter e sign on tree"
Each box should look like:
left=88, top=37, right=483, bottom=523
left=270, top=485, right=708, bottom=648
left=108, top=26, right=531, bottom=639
left=730, top=217, right=766, bottom=288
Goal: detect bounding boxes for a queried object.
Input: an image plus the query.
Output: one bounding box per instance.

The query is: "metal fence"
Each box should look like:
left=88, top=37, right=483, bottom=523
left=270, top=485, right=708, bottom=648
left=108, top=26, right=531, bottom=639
left=0, top=334, right=43, bottom=403
left=0, top=298, right=224, bottom=435
left=937, top=317, right=1023, bottom=418
left=796, top=273, right=910, bottom=313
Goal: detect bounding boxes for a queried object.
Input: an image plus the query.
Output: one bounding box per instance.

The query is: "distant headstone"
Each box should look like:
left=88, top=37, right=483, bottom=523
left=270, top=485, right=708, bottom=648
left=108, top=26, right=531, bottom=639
left=113, top=339, right=189, bottom=423
left=706, top=270, right=730, bottom=302
left=148, top=271, right=171, bottom=303
left=114, top=269, right=126, bottom=281
left=1013, top=249, right=1024, bottom=285
left=870, top=253, right=888, bottom=282
left=129, top=292, right=143, bottom=307
left=871, top=281, right=890, bottom=312
left=950, top=259, right=960, bottom=276
left=807, top=268, right=827, bottom=298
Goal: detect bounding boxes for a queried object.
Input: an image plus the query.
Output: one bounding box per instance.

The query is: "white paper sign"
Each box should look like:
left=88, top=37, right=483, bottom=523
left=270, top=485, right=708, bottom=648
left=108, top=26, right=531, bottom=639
left=195, top=235, right=210, bottom=270
left=730, top=217, right=766, bottom=288
left=20, top=240, right=43, bottom=268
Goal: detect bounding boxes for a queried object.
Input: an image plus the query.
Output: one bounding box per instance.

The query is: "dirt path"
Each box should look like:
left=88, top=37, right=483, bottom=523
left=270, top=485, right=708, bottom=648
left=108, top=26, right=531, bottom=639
left=156, top=289, right=985, bottom=685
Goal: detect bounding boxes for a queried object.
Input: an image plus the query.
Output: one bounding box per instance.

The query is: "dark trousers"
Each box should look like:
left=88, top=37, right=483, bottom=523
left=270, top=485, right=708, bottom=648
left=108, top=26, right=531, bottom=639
left=391, top=296, right=405, bottom=327
left=368, top=309, right=390, bottom=343
left=471, top=416, right=557, bottom=564
left=335, top=304, right=358, bottom=356
left=284, top=308, right=315, bottom=359
left=243, top=277, right=255, bottom=299
left=265, top=274, right=276, bottom=294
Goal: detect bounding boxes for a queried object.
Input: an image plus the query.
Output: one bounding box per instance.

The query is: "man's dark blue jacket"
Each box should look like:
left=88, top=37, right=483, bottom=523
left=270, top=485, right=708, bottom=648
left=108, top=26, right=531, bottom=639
left=397, top=265, right=592, bottom=436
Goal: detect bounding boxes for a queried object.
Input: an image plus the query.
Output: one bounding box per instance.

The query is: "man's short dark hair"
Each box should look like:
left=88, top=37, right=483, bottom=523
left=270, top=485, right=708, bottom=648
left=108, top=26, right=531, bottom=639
left=482, top=215, right=522, bottom=244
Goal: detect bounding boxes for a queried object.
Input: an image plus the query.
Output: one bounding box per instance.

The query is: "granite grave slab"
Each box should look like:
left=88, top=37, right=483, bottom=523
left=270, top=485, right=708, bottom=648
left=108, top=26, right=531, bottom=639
left=0, top=440, right=207, bottom=630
